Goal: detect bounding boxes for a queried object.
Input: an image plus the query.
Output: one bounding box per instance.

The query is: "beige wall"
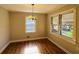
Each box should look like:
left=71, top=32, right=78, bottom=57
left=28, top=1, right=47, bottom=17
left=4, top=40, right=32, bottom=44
left=76, top=5, right=79, bottom=50
left=0, top=7, right=9, bottom=50
left=47, top=4, right=79, bottom=53
left=1, top=4, right=79, bottom=53
left=10, top=12, right=46, bottom=41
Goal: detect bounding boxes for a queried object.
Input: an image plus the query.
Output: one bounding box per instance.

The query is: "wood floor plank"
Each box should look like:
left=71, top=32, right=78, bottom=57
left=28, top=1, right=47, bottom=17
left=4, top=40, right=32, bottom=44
left=2, top=39, right=66, bottom=54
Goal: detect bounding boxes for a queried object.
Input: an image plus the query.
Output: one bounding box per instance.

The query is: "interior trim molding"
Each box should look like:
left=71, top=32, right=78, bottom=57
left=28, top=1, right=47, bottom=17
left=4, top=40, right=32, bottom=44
left=10, top=37, right=48, bottom=43
left=48, top=37, right=71, bottom=54
left=0, top=41, right=10, bottom=54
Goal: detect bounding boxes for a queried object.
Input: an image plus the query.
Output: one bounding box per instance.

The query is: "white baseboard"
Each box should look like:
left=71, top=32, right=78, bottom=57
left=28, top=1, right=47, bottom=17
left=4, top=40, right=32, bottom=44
left=48, top=37, right=71, bottom=54
left=10, top=37, right=48, bottom=43
left=0, top=41, right=10, bottom=54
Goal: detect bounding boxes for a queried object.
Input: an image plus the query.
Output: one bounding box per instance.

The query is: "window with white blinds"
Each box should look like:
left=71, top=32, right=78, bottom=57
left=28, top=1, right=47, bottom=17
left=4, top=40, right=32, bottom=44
left=26, top=18, right=36, bottom=32
left=61, top=12, right=74, bottom=38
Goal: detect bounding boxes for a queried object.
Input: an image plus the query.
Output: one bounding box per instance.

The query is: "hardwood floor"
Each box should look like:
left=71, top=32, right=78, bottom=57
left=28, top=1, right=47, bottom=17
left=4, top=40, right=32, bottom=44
left=2, top=39, right=66, bottom=54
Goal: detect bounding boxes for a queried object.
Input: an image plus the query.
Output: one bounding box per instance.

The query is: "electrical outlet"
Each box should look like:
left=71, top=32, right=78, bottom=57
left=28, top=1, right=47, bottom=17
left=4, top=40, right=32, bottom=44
left=27, top=36, right=30, bottom=38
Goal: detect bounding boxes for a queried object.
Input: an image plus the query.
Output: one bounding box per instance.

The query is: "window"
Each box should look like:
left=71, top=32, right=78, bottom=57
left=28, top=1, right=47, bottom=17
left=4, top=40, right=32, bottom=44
left=61, top=12, right=74, bottom=38
left=25, top=18, right=36, bottom=32
left=51, top=10, right=75, bottom=39
left=51, top=16, right=59, bottom=33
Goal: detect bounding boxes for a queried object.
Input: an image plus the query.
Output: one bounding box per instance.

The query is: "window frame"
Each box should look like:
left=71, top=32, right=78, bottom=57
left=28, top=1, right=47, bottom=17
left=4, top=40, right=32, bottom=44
left=50, top=8, right=76, bottom=44
left=51, top=15, right=59, bottom=34
left=25, top=17, right=37, bottom=33
left=60, top=12, right=74, bottom=39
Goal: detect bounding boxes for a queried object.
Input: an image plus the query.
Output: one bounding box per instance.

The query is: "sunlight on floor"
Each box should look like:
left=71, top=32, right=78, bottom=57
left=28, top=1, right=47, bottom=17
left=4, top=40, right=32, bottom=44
left=23, top=45, right=40, bottom=54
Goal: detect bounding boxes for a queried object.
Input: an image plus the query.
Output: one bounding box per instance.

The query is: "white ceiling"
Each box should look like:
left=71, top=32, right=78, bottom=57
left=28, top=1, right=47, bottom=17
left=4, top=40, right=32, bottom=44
left=0, top=4, right=67, bottom=13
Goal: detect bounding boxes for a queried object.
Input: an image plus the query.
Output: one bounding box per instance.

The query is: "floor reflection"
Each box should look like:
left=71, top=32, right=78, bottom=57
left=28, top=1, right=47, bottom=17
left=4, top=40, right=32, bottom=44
left=23, top=45, right=40, bottom=54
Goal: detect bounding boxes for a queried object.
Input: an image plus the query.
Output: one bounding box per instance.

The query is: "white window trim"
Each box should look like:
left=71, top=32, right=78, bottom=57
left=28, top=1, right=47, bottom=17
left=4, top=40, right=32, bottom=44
left=51, top=15, right=59, bottom=33
left=50, top=8, right=77, bottom=44
left=25, top=18, right=37, bottom=33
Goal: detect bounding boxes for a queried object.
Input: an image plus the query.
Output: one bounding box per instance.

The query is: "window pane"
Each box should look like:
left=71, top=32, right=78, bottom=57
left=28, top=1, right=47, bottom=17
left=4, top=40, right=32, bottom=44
left=61, top=13, right=73, bottom=38
left=51, top=16, right=58, bottom=33
left=26, top=18, right=36, bottom=32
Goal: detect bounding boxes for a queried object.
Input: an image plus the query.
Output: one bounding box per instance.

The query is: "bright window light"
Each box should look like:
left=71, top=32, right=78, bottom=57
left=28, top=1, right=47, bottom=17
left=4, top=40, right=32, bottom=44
left=23, top=45, right=40, bottom=54
left=25, top=18, right=36, bottom=32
